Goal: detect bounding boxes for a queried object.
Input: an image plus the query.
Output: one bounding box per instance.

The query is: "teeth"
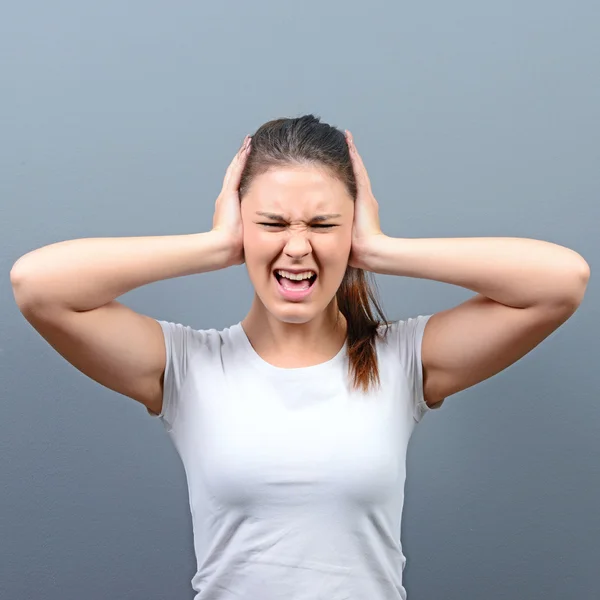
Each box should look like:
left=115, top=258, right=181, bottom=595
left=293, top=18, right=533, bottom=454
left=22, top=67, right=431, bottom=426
left=276, top=269, right=315, bottom=281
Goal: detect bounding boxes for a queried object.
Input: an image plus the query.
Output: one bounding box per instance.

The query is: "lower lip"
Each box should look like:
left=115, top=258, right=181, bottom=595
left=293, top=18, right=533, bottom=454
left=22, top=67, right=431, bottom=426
left=273, top=273, right=317, bottom=301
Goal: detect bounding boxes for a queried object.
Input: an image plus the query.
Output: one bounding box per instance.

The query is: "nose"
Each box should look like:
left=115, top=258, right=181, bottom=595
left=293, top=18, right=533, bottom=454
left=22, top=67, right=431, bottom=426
left=283, top=231, right=312, bottom=259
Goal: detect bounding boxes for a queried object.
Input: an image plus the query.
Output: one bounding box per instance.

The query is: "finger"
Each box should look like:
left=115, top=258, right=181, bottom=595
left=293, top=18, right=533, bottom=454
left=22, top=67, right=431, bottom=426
left=223, top=136, right=251, bottom=191
left=229, top=136, right=251, bottom=190
left=345, top=131, right=372, bottom=192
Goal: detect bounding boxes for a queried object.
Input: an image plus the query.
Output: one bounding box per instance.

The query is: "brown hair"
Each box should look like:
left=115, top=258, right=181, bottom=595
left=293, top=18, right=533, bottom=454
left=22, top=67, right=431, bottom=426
left=239, top=114, right=391, bottom=393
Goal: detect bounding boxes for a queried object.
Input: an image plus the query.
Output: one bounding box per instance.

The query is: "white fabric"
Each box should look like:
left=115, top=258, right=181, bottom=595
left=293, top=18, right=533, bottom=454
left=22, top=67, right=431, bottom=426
left=148, top=315, right=444, bottom=599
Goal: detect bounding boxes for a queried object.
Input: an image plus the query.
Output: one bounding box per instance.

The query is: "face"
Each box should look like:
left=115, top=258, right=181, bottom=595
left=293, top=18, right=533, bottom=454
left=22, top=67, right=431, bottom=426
left=241, top=165, right=354, bottom=324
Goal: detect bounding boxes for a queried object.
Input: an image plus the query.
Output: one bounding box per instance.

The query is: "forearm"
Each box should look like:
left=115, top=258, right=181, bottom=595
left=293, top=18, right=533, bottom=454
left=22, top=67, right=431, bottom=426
left=360, top=235, right=590, bottom=309
left=10, top=230, right=234, bottom=312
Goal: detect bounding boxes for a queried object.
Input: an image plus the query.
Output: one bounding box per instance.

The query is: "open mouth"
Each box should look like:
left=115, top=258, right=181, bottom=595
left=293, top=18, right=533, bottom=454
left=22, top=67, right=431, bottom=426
left=273, top=271, right=318, bottom=291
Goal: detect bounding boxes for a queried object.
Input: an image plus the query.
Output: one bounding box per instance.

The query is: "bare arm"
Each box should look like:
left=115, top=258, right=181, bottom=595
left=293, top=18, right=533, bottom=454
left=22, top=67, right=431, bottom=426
left=9, top=137, right=250, bottom=416
left=8, top=231, right=236, bottom=415
left=10, top=231, right=236, bottom=311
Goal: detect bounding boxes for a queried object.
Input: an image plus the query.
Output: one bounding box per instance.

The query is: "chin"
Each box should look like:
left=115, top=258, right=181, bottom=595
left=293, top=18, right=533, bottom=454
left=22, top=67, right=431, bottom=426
left=267, top=304, right=319, bottom=324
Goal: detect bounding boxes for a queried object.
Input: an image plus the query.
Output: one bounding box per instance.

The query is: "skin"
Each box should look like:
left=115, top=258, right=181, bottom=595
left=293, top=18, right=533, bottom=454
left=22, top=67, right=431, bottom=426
left=240, top=164, right=355, bottom=366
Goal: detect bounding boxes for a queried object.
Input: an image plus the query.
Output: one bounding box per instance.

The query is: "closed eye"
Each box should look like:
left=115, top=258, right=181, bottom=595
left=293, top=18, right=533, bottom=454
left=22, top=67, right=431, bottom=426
left=258, top=223, right=337, bottom=229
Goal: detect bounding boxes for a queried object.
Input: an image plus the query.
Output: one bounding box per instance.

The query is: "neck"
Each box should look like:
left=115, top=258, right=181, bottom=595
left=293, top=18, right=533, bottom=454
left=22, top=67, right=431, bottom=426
left=241, top=296, right=347, bottom=356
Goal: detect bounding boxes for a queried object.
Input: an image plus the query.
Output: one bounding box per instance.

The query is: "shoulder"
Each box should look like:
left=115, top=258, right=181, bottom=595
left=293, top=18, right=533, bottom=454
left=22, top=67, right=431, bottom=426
left=376, top=315, right=432, bottom=345
left=155, top=319, right=239, bottom=355
left=374, top=315, right=434, bottom=380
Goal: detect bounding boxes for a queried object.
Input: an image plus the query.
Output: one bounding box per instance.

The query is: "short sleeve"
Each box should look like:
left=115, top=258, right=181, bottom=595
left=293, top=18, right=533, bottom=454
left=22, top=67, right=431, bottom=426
left=146, top=319, right=192, bottom=431
left=395, top=314, right=445, bottom=423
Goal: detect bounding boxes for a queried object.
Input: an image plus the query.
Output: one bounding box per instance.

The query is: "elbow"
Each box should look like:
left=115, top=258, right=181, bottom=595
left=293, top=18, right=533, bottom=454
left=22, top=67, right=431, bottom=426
left=559, top=261, right=591, bottom=309
left=10, top=260, right=43, bottom=310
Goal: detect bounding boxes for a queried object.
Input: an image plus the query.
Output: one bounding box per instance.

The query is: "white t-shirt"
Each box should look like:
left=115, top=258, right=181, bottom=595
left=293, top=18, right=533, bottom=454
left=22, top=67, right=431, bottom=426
left=148, top=315, right=444, bottom=600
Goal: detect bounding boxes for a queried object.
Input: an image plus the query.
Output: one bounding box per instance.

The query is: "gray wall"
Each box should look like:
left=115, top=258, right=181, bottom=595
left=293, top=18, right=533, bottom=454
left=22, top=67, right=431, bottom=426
left=2, top=1, right=598, bottom=598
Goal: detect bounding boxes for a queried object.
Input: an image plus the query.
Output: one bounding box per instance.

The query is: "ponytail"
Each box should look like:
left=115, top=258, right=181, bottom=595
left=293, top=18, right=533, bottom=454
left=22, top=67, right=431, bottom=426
left=336, top=266, right=390, bottom=393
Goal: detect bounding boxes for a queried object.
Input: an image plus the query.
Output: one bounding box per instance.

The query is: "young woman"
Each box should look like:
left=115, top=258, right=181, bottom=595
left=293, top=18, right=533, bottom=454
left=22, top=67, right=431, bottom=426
left=10, top=115, right=590, bottom=599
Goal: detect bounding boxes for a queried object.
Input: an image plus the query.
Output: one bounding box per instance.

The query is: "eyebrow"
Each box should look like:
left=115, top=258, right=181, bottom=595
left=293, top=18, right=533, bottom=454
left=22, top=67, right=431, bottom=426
left=255, top=211, right=342, bottom=222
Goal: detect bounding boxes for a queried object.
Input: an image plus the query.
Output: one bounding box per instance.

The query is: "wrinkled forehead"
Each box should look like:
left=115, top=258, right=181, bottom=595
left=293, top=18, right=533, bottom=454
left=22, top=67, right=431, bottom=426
left=244, top=166, right=353, bottom=218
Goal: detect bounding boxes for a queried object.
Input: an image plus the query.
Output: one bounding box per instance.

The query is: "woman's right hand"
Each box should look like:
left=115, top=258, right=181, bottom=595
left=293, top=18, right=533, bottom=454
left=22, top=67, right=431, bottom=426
left=211, top=135, right=252, bottom=266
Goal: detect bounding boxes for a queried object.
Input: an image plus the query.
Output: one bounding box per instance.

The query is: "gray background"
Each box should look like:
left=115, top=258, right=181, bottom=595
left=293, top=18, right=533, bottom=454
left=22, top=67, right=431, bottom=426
left=2, top=1, right=598, bottom=598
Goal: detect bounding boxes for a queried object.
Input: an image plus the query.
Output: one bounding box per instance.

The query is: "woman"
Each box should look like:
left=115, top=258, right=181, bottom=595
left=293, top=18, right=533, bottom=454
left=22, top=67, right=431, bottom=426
left=10, top=115, right=590, bottom=599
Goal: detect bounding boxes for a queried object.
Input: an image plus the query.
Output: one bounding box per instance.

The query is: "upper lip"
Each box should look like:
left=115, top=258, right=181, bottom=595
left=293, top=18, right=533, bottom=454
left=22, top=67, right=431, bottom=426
left=274, top=267, right=317, bottom=274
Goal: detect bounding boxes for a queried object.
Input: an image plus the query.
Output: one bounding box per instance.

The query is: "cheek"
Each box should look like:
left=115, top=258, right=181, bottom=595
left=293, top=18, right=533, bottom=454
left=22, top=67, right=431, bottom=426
left=243, top=229, right=351, bottom=267
left=316, top=238, right=351, bottom=282
left=242, top=233, right=277, bottom=278
left=325, top=230, right=352, bottom=257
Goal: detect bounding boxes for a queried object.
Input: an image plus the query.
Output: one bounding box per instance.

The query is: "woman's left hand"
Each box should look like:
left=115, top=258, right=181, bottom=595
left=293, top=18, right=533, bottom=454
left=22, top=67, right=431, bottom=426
left=345, top=130, right=386, bottom=270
